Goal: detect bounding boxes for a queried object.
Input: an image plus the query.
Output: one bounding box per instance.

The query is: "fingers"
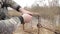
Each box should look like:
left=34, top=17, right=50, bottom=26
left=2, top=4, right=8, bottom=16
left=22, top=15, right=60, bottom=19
left=22, top=14, right=32, bottom=23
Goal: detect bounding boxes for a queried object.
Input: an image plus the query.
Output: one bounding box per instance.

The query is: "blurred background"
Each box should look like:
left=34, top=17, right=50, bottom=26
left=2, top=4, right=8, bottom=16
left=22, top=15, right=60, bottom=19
left=8, top=0, right=60, bottom=34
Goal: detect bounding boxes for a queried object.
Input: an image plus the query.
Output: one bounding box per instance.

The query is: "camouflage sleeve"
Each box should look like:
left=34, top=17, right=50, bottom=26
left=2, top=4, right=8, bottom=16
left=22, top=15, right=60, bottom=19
left=0, top=17, right=21, bottom=34
left=8, top=0, right=21, bottom=11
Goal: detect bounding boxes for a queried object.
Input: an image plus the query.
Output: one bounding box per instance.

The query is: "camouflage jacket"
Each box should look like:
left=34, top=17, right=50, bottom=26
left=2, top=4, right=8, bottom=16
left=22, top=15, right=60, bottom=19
left=0, top=0, right=20, bottom=19
left=0, top=17, right=21, bottom=34
left=0, top=0, right=22, bottom=34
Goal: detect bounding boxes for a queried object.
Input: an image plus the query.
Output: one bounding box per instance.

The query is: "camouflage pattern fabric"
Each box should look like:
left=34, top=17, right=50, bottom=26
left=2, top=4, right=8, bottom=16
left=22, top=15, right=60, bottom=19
left=0, top=0, right=20, bottom=19
left=0, top=17, right=21, bottom=34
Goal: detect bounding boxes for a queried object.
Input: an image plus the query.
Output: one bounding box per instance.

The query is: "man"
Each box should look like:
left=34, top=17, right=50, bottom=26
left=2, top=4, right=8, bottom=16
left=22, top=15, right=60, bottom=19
left=0, top=0, right=32, bottom=34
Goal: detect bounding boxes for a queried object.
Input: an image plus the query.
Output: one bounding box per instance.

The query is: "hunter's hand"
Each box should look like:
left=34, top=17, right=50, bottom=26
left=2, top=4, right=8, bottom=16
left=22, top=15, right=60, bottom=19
left=22, top=14, right=32, bottom=23
left=19, top=8, right=33, bottom=15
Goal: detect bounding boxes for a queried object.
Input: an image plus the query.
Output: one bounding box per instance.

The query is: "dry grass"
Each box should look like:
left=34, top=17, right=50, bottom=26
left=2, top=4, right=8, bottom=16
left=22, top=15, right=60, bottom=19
left=8, top=7, right=60, bottom=34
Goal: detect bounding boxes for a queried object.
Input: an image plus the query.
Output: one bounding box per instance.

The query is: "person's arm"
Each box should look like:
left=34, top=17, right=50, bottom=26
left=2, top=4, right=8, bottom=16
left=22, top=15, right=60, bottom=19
left=8, top=0, right=21, bottom=11
left=0, top=14, right=32, bottom=28
left=0, top=13, right=32, bottom=34
left=0, top=17, right=22, bottom=34
left=8, top=0, right=33, bottom=15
